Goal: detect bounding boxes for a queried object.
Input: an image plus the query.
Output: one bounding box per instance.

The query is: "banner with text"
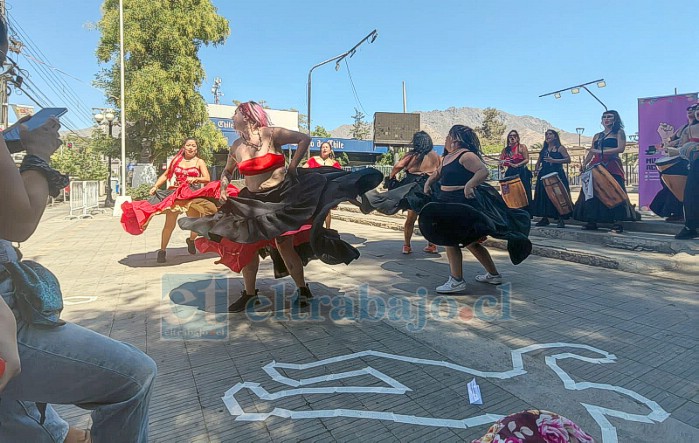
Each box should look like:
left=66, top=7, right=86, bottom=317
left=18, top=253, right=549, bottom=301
left=638, top=93, right=698, bottom=209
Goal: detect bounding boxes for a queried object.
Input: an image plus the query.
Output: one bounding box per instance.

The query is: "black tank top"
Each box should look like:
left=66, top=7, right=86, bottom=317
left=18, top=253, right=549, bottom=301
left=440, top=151, right=475, bottom=186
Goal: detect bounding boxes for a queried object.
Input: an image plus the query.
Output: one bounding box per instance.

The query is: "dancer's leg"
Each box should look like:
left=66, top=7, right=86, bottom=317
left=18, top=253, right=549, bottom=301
left=160, top=211, right=179, bottom=250
left=466, top=242, right=499, bottom=275
left=404, top=210, right=417, bottom=247
left=445, top=246, right=463, bottom=279
left=274, top=236, right=306, bottom=289
left=241, top=254, right=259, bottom=295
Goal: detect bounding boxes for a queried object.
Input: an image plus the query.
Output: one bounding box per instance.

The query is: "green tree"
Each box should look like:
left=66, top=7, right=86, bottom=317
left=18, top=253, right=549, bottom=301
left=335, top=152, right=350, bottom=166
left=311, top=125, right=331, bottom=137
left=477, top=107, right=506, bottom=147
left=350, top=108, right=371, bottom=140
left=96, top=0, right=230, bottom=165
left=51, top=134, right=109, bottom=180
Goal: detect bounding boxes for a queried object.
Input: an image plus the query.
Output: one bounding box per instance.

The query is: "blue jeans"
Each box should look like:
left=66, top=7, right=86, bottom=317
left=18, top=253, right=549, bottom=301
left=0, top=276, right=157, bottom=442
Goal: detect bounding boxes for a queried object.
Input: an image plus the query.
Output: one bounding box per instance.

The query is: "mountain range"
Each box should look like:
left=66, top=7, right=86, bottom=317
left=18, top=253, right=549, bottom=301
left=330, top=106, right=593, bottom=149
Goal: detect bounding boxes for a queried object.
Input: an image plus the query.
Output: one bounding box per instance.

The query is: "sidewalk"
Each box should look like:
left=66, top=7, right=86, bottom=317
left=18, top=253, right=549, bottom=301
left=18, top=202, right=699, bottom=442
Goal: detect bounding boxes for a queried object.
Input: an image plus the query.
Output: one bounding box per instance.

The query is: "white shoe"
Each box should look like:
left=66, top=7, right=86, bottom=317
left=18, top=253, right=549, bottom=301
left=475, top=273, right=502, bottom=285
left=436, top=276, right=467, bottom=293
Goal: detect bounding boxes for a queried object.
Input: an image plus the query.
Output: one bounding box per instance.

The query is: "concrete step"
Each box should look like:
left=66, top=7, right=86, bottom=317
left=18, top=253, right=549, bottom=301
left=332, top=204, right=699, bottom=282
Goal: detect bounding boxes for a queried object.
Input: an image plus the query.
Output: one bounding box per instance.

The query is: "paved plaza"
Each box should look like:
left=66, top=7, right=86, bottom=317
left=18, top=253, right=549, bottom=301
left=19, top=203, right=699, bottom=442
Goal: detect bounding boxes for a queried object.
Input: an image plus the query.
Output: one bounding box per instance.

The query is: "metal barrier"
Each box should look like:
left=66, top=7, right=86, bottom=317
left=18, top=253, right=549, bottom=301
left=66, top=181, right=104, bottom=219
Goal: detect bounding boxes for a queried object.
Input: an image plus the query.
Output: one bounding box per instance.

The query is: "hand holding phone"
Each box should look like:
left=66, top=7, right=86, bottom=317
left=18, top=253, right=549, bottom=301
left=3, top=108, right=68, bottom=153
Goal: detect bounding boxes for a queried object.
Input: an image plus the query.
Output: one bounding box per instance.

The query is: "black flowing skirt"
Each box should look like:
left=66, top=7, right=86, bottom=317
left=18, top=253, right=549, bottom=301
left=572, top=173, right=635, bottom=223
left=531, top=165, right=571, bottom=219
left=360, top=172, right=429, bottom=215
left=178, top=167, right=383, bottom=272
left=418, top=185, right=532, bottom=265
left=649, top=184, right=683, bottom=218
left=505, top=166, right=533, bottom=215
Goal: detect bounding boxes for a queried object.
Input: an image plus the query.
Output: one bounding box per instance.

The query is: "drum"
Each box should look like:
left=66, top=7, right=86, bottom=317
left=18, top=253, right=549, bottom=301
left=656, top=156, right=689, bottom=202
left=499, top=176, right=528, bottom=209
left=541, top=172, right=573, bottom=215
left=589, top=164, right=628, bottom=208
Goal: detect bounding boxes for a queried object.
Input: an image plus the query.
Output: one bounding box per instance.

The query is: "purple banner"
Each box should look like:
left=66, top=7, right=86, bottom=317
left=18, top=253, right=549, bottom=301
left=638, top=93, right=698, bottom=209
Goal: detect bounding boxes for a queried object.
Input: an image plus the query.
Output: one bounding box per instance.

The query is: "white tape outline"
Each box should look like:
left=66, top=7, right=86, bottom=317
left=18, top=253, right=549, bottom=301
left=221, top=342, right=669, bottom=442
left=63, top=296, right=98, bottom=306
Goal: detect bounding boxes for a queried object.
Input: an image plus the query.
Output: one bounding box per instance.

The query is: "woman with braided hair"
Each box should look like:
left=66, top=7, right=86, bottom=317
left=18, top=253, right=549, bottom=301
left=419, top=125, right=532, bottom=293
left=359, top=131, right=441, bottom=254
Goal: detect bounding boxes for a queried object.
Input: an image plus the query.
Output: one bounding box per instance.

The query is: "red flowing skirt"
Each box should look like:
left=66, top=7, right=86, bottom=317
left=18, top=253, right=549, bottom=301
left=120, top=181, right=240, bottom=235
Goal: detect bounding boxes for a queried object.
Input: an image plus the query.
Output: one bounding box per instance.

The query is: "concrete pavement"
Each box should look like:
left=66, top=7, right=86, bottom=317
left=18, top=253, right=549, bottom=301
left=17, top=202, right=699, bottom=442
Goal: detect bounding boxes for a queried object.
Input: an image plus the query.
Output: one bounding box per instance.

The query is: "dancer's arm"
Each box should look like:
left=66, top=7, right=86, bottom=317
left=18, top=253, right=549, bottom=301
left=423, top=166, right=441, bottom=194
left=272, top=127, right=311, bottom=172
left=461, top=153, right=489, bottom=199
left=390, top=154, right=412, bottom=179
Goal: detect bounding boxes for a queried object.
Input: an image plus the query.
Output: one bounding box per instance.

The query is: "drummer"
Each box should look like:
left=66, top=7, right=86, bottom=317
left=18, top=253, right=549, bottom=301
left=674, top=106, right=699, bottom=239
left=532, top=130, right=571, bottom=228
left=500, top=130, right=533, bottom=215
left=651, top=103, right=698, bottom=221
left=572, top=110, right=635, bottom=233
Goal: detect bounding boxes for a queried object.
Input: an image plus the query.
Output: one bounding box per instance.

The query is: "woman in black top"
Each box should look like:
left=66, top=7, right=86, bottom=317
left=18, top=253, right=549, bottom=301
left=420, top=125, right=531, bottom=294
left=532, top=130, right=571, bottom=227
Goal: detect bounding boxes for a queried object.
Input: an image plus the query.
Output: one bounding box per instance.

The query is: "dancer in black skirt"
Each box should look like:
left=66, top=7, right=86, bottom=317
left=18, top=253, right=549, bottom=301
left=419, top=125, right=532, bottom=293
left=500, top=130, right=533, bottom=215
left=573, top=110, right=635, bottom=233
left=532, top=130, right=571, bottom=228
left=179, top=101, right=382, bottom=311
left=360, top=131, right=441, bottom=254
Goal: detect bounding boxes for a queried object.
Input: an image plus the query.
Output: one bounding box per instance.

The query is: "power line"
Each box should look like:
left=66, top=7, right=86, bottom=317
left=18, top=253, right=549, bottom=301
left=344, top=59, right=367, bottom=116
left=6, top=11, right=95, bottom=124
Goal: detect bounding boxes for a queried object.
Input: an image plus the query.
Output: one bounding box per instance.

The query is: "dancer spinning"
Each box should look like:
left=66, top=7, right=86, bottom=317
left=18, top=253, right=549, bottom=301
left=179, top=102, right=382, bottom=312
left=573, top=110, right=635, bottom=232
left=360, top=131, right=441, bottom=254
left=532, top=130, right=571, bottom=228
left=302, top=141, right=341, bottom=229
left=419, top=125, right=532, bottom=293
left=120, top=137, right=226, bottom=263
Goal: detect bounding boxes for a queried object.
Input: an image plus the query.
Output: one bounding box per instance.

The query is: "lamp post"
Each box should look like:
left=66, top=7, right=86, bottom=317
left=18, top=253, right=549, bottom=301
left=307, top=30, right=378, bottom=147
left=94, top=110, right=117, bottom=208
left=540, top=79, right=608, bottom=110
left=575, top=127, right=585, bottom=177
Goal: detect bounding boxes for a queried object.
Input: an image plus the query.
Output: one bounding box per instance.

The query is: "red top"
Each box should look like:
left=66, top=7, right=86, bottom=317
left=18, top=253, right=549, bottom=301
left=172, top=165, right=200, bottom=187
left=307, top=156, right=341, bottom=169
left=238, top=153, right=286, bottom=176
left=500, top=147, right=525, bottom=168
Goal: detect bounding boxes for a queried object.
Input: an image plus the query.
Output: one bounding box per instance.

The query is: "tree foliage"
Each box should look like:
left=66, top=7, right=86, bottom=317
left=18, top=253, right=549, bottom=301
left=477, top=108, right=506, bottom=147
left=350, top=108, right=371, bottom=140
left=311, top=125, right=331, bottom=137
left=96, top=0, right=230, bottom=165
left=51, top=133, right=109, bottom=180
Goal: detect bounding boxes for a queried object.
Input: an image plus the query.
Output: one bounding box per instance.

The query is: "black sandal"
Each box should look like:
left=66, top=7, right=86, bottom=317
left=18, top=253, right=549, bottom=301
left=581, top=222, right=598, bottom=230
left=611, top=224, right=624, bottom=233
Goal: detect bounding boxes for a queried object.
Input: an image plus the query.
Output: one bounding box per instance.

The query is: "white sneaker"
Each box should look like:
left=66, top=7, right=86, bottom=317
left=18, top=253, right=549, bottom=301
left=436, top=276, right=467, bottom=293
left=475, top=273, right=502, bottom=285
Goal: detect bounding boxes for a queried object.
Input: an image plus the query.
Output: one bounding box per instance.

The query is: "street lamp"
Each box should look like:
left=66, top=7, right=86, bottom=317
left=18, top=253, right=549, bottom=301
left=307, top=29, right=378, bottom=145
left=94, top=110, right=117, bottom=208
left=540, top=79, right=608, bottom=110
left=575, top=127, right=585, bottom=177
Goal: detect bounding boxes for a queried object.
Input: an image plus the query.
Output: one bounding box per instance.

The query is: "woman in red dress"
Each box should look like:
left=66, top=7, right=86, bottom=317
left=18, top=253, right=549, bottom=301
left=302, top=141, right=341, bottom=229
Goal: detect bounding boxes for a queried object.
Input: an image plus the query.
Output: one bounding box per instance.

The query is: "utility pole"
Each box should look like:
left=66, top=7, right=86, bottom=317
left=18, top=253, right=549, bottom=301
left=0, top=0, right=8, bottom=130
left=211, top=77, right=222, bottom=104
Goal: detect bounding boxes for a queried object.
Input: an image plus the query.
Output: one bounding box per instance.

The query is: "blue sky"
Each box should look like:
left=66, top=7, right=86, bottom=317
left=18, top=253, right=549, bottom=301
left=6, top=0, right=697, bottom=139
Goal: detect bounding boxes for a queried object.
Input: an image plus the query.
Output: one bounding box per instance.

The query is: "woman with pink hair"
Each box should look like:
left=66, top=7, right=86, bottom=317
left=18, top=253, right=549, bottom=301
left=180, top=102, right=382, bottom=311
